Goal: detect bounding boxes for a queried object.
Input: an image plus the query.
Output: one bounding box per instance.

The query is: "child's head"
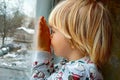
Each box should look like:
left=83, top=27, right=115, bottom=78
left=48, top=0, right=112, bottom=67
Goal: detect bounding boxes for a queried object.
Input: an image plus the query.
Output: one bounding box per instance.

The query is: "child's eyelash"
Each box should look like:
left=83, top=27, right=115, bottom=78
left=52, top=30, right=55, bottom=33
left=51, top=29, right=55, bottom=34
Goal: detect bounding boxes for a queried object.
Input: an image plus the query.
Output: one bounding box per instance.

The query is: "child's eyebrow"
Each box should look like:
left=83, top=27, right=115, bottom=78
left=48, top=24, right=52, bottom=28
left=49, top=26, right=53, bottom=30
left=48, top=25, right=57, bottom=31
left=52, top=27, right=57, bottom=31
left=48, top=24, right=54, bottom=28
left=49, top=25, right=52, bottom=28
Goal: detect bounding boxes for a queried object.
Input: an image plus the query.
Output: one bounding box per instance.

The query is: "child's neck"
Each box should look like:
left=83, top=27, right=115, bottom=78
left=67, top=49, right=85, bottom=61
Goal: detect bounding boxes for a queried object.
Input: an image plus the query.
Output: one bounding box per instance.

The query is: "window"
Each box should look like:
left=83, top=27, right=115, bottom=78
left=0, top=0, right=36, bottom=80
left=0, top=0, right=62, bottom=80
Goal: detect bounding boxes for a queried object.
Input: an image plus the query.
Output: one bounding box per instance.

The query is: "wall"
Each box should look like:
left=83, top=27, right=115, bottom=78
left=102, top=0, right=120, bottom=80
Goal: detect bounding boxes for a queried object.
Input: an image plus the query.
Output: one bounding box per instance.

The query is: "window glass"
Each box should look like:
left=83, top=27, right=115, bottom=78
left=0, top=0, right=36, bottom=80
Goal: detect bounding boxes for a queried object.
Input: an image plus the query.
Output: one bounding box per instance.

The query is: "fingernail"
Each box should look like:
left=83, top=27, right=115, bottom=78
left=40, top=16, right=44, bottom=20
left=42, top=16, right=44, bottom=19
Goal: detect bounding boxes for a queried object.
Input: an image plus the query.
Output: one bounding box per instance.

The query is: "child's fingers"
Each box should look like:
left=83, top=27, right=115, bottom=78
left=38, top=17, right=47, bottom=30
left=38, top=16, right=50, bottom=37
left=42, top=17, right=49, bottom=31
left=43, top=17, right=46, bottom=24
left=38, top=19, right=42, bottom=32
left=38, top=19, right=49, bottom=35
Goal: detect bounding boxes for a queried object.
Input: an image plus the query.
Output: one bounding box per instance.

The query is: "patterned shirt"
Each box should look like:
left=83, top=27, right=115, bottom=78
left=30, top=51, right=103, bottom=80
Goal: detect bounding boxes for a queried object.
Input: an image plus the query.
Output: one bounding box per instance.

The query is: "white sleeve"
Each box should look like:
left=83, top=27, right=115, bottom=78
left=30, top=51, right=54, bottom=80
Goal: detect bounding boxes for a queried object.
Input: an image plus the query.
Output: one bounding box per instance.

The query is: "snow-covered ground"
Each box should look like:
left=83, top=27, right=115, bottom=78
left=0, top=52, right=32, bottom=80
left=0, top=51, right=32, bottom=68
left=0, top=37, right=32, bottom=80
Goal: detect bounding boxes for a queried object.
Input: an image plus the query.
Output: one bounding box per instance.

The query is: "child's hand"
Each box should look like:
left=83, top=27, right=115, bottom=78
left=37, top=16, right=51, bottom=53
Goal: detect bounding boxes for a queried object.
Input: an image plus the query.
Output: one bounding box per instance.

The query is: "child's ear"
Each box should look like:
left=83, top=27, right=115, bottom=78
left=71, top=45, right=75, bottom=49
left=68, top=40, right=75, bottom=49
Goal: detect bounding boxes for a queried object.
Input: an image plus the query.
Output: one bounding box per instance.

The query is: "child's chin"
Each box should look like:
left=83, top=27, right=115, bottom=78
left=54, top=52, right=64, bottom=57
left=54, top=52, right=60, bottom=56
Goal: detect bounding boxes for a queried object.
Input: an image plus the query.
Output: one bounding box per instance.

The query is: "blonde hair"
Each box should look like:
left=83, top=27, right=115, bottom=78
left=48, top=0, right=112, bottom=68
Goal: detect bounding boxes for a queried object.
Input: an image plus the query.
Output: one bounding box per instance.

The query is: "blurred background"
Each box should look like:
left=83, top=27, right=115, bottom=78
left=0, top=0, right=36, bottom=80
left=0, top=0, right=119, bottom=80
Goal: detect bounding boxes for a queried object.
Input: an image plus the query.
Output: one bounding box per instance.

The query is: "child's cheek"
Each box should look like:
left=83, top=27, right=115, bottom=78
left=51, top=33, right=66, bottom=57
left=51, top=32, right=71, bottom=58
left=51, top=35, right=61, bottom=56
